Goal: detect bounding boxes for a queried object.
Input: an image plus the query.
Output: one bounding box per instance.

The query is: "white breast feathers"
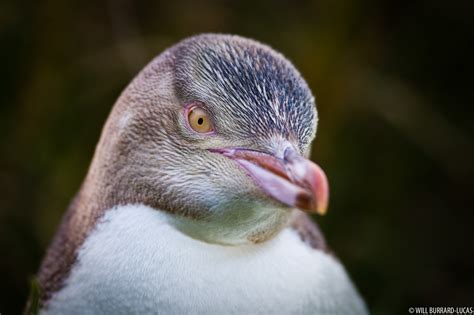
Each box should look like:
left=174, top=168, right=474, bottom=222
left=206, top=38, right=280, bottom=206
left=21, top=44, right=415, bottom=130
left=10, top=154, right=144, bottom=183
left=42, top=204, right=367, bottom=315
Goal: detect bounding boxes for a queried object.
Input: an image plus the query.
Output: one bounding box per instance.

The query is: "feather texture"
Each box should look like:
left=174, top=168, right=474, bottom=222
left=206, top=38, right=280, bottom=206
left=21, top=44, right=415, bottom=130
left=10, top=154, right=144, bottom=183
left=42, top=204, right=367, bottom=315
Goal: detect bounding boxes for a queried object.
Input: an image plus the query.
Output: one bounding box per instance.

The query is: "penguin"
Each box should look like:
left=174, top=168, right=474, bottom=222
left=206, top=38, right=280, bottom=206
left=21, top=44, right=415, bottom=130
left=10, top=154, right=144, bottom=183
left=33, top=34, right=368, bottom=314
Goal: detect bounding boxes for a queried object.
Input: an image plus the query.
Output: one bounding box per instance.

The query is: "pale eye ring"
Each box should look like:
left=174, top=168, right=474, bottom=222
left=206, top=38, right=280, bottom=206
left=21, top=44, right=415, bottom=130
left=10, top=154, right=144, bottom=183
left=184, top=102, right=215, bottom=134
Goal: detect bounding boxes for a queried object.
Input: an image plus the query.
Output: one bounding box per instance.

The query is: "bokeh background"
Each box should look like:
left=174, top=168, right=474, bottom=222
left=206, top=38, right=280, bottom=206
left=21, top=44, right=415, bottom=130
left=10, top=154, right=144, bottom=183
left=1, top=0, right=473, bottom=314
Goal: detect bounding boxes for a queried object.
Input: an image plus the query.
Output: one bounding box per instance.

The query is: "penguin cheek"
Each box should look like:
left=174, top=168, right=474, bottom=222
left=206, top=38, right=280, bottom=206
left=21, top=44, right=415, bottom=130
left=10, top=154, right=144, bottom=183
left=168, top=158, right=292, bottom=244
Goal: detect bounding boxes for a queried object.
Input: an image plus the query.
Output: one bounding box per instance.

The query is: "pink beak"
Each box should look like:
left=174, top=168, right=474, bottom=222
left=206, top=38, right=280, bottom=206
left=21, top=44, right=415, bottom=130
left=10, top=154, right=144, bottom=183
left=209, top=147, right=329, bottom=215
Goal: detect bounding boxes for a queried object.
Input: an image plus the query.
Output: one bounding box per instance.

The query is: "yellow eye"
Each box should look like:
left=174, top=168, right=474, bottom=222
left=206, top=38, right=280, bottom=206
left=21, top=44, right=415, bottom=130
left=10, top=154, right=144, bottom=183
left=187, top=106, right=214, bottom=133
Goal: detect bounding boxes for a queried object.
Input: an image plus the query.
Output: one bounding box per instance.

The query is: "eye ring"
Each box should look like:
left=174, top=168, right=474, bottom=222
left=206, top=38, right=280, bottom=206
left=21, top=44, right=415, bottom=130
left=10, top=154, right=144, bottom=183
left=184, top=102, right=215, bottom=135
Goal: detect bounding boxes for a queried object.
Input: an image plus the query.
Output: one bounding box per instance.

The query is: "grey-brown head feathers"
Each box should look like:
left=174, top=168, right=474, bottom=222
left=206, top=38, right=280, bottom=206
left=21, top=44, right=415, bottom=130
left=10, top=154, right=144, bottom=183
left=174, top=34, right=317, bottom=152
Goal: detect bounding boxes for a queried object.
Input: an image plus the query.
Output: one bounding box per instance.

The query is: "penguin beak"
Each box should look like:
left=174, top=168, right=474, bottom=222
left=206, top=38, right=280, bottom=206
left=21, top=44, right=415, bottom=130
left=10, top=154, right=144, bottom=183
left=209, top=147, right=329, bottom=215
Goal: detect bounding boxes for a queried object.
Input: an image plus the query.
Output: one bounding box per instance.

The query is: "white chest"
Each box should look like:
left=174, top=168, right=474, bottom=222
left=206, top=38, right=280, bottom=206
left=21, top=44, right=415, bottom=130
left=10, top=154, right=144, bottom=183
left=42, top=204, right=367, bottom=315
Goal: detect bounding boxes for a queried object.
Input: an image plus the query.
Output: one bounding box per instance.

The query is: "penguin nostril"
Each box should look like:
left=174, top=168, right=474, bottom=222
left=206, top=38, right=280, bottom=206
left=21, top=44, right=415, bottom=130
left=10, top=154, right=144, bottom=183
left=283, top=146, right=298, bottom=163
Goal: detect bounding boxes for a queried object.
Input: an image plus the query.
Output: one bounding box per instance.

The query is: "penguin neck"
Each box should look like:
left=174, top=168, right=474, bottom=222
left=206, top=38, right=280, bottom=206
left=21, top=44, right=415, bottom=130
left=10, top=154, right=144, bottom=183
left=37, top=175, right=114, bottom=304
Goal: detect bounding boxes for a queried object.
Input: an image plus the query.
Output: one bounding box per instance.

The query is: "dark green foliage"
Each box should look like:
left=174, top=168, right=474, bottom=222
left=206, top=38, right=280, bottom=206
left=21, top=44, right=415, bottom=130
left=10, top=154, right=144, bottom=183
left=24, top=277, right=41, bottom=315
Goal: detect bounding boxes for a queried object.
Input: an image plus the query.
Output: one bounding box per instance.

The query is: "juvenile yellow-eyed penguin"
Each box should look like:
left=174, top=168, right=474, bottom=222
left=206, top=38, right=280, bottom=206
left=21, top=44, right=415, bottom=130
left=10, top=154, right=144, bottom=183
left=35, top=34, right=368, bottom=314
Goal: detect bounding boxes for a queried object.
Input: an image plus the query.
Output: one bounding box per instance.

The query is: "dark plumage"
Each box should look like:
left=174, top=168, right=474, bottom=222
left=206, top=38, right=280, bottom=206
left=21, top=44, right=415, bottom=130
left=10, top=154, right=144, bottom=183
left=175, top=36, right=317, bottom=150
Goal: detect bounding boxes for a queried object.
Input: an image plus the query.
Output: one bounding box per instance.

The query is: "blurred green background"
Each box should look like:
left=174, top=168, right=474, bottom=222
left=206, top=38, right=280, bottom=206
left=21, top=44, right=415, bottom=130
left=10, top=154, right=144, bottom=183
left=1, top=0, right=473, bottom=314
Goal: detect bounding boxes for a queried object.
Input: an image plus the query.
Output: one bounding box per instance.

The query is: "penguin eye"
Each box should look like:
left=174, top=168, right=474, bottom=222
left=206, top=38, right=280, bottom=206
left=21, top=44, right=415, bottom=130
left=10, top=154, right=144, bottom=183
left=186, top=105, right=214, bottom=134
